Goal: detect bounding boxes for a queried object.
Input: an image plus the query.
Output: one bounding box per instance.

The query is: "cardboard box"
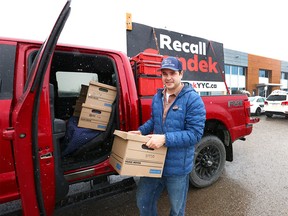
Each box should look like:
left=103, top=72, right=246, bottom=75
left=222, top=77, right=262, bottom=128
left=74, top=83, right=113, bottom=117
left=84, top=97, right=113, bottom=111
left=73, top=102, right=81, bottom=117
left=73, top=85, right=89, bottom=117
left=79, top=84, right=89, bottom=96
left=78, top=103, right=112, bottom=131
left=86, top=81, right=117, bottom=104
left=109, top=130, right=167, bottom=178
left=73, top=110, right=81, bottom=117
left=73, top=98, right=86, bottom=116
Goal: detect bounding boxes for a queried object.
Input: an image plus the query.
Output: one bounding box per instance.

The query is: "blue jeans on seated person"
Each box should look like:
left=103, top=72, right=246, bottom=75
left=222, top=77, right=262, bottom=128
left=136, top=174, right=190, bottom=216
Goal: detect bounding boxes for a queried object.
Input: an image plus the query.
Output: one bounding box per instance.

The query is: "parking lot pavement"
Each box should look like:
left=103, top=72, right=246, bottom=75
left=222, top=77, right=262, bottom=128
left=185, top=115, right=288, bottom=216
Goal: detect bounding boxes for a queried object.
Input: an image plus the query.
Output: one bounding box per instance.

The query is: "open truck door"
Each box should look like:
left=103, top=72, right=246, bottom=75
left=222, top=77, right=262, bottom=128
left=10, top=1, right=71, bottom=215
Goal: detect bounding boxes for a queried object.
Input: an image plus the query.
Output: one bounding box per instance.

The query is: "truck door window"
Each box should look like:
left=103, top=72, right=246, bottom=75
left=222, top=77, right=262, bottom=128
left=0, top=44, right=16, bottom=99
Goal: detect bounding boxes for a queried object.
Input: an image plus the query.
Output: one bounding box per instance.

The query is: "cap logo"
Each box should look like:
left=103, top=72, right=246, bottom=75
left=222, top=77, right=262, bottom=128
left=160, top=56, right=182, bottom=71
left=163, top=59, right=175, bottom=67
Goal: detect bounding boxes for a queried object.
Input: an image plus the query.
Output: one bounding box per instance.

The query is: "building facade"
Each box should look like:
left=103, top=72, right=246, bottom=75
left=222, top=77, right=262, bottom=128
left=224, top=48, right=288, bottom=97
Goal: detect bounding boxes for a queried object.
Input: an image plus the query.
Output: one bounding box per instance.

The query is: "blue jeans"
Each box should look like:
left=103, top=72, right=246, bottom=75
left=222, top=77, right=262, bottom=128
left=136, top=174, right=190, bottom=216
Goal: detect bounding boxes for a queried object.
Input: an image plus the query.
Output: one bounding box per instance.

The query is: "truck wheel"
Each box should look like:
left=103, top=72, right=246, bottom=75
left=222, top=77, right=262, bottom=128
left=189, top=135, right=226, bottom=188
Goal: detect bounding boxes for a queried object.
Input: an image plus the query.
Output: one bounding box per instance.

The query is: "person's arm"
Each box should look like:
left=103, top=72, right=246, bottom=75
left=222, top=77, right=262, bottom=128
left=138, top=118, right=154, bottom=135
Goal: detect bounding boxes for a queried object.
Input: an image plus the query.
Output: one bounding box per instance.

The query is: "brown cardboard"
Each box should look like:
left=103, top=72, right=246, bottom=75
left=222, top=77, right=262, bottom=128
left=73, top=85, right=89, bottom=117
left=109, top=130, right=167, bottom=178
left=86, top=81, right=117, bottom=104
left=78, top=103, right=111, bottom=131
left=73, top=100, right=84, bottom=117
left=84, top=98, right=113, bottom=111
left=73, top=110, right=81, bottom=117
left=77, top=95, right=87, bottom=103
left=79, top=84, right=89, bottom=96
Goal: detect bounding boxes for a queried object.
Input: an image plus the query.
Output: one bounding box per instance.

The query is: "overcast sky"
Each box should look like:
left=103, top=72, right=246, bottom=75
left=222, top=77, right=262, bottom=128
left=1, top=0, right=287, bottom=61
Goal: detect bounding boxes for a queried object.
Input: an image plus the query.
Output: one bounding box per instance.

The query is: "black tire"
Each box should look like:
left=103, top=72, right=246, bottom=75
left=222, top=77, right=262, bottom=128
left=255, top=107, right=261, bottom=116
left=266, top=113, right=273, bottom=118
left=189, top=135, right=226, bottom=188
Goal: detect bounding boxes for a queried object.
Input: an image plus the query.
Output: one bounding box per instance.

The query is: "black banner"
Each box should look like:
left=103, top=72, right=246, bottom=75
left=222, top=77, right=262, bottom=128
left=127, top=23, right=225, bottom=82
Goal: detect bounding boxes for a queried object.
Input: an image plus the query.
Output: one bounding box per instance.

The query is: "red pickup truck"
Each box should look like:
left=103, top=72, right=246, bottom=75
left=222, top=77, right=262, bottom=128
left=0, top=2, right=258, bottom=215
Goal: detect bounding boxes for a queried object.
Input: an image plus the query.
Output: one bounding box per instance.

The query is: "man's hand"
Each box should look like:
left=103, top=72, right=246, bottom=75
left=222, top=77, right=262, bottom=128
left=146, top=134, right=166, bottom=149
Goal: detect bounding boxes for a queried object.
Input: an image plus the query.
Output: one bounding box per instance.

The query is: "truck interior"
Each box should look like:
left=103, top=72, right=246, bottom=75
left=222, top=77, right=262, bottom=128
left=28, top=49, right=119, bottom=172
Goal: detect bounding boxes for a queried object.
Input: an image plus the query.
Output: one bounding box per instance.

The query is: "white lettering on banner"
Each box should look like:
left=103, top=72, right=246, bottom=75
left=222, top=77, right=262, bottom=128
left=183, top=81, right=227, bottom=92
left=194, top=82, right=217, bottom=89
left=160, top=34, right=206, bottom=56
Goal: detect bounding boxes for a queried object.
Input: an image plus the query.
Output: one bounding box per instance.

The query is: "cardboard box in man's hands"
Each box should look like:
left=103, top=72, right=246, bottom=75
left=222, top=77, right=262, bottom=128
left=109, top=130, right=167, bottom=178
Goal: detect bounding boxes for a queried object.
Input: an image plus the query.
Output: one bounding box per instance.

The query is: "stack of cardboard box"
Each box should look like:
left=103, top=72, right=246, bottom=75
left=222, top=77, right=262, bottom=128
left=77, top=81, right=117, bottom=131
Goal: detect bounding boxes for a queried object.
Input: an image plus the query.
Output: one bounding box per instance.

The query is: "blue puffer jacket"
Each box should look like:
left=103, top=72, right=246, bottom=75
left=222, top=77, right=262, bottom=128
left=139, top=83, right=206, bottom=176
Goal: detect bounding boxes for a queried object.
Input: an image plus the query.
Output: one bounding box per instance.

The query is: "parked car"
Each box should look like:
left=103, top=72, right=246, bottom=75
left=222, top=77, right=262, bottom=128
left=264, top=90, right=288, bottom=118
left=248, top=96, right=266, bottom=116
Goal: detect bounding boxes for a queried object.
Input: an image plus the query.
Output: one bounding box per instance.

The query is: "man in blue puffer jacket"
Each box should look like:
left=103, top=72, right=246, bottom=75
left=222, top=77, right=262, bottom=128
left=129, top=56, right=206, bottom=216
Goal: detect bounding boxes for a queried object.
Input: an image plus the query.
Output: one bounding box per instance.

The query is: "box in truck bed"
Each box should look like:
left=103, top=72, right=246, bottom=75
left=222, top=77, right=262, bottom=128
left=78, top=103, right=112, bottom=131
left=85, top=81, right=117, bottom=104
left=77, top=81, right=116, bottom=130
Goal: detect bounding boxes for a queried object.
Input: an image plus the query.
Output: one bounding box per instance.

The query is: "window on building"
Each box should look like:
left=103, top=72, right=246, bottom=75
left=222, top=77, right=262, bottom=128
left=224, top=64, right=246, bottom=76
left=281, top=72, right=288, bottom=80
left=224, top=64, right=247, bottom=93
left=238, top=67, right=245, bottom=76
left=224, top=65, right=230, bottom=74
left=259, top=69, right=269, bottom=78
left=231, top=65, right=238, bottom=75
